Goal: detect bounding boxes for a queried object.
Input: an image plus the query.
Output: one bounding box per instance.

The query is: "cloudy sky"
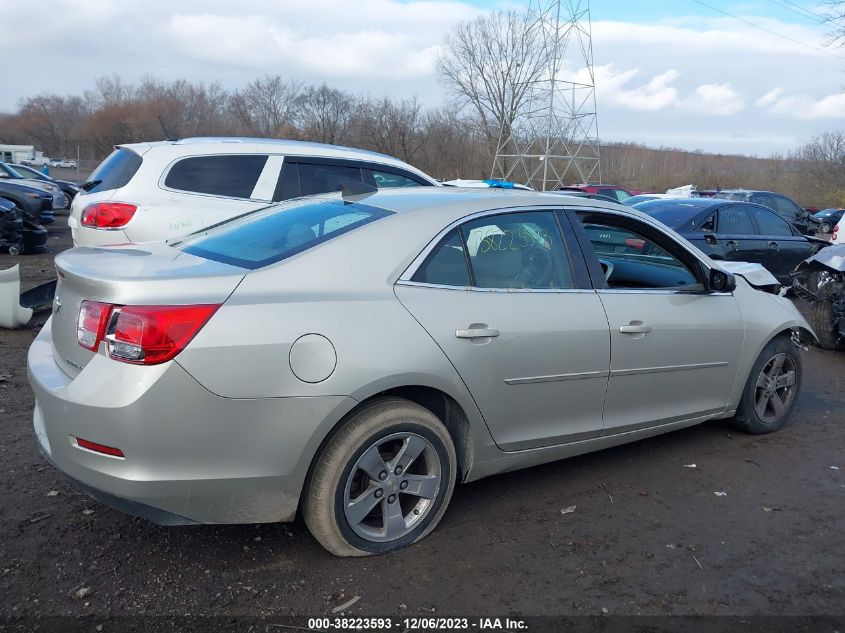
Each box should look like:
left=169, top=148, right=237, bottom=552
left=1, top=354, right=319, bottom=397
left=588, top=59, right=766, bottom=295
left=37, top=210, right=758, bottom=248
left=1, top=0, right=842, bottom=155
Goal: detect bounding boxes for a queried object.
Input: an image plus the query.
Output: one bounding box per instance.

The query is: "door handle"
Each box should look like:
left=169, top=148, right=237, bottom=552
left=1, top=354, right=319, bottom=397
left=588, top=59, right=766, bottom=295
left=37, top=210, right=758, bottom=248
left=768, top=241, right=779, bottom=249
left=620, top=323, right=652, bottom=334
left=455, top=327, right=500, bottom=339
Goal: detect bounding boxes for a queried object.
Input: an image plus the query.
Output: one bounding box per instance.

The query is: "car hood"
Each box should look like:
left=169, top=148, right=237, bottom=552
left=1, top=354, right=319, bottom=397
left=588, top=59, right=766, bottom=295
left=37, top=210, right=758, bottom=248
left=797, top=243, right=845, bottom=272
left=715, top=261, right=780, bottom=290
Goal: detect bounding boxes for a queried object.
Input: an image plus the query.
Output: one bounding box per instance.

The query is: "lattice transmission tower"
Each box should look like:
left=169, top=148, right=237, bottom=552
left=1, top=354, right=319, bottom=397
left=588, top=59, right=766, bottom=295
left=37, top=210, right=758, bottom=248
left=492, top=0, right=601, bottom=191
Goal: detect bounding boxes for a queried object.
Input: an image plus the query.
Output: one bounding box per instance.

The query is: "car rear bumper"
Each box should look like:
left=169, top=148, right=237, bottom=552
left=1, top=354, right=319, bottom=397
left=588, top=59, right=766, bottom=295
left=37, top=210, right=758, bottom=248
left=28, top=317, right=356, bottom=524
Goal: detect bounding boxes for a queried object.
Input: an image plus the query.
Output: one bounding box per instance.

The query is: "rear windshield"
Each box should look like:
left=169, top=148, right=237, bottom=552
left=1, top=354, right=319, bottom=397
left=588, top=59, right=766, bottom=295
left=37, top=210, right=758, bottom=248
left=181, top=199, right=392, bottom=269
left=84, top=148, right=142, bottom=194
left=637, top=200, right=711, bottom=228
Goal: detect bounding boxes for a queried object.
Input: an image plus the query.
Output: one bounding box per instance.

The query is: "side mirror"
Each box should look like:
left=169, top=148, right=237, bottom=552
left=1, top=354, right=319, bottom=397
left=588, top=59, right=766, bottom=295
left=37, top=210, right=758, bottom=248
left=708, top=268, right=736, bottom=293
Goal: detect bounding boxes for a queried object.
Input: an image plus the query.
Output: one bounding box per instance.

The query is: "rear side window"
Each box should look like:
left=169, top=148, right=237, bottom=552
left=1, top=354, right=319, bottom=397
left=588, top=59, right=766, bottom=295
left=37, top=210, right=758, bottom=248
left=182, top=199, right=391, bottom=269
left=370, top=170, right=425, bottom=188
left=273, top=162, right=301, bottom=201
left=718, top=206, right=756, bottom=234
left=298, top=163, right=363, bottom=196
left=415, top=211, right=573, bottom=290
left=165, top=155, right=268, bottom=198
left=413, top=229, right=470, bottom=286
left=84, top=148, right=142, bottom=194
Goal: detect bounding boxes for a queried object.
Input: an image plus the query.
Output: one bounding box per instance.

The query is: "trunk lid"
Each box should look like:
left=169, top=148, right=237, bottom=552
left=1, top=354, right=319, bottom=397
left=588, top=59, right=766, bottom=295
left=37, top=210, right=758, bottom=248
left=51, top=242, right=246, bottom=376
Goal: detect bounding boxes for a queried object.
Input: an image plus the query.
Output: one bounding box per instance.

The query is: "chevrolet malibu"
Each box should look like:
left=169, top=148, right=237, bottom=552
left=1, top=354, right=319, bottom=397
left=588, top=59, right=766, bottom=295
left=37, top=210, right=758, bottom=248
left=28, top=188, right=812, bottom=556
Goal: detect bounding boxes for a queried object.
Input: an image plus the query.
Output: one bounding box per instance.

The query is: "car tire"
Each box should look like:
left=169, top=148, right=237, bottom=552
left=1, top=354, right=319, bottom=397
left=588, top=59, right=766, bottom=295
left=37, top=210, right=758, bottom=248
left=733, top=336, right=801, bottom=434
left=820, top=222, right=831, bottom=234
left=303, top=397, right=457, bottom=557
left=807, top=298, right=845, bottom=350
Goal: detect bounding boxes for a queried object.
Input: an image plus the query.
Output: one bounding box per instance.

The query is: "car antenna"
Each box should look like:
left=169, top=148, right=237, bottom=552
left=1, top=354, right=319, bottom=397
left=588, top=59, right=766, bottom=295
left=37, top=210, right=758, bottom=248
left=340, top=180, right=377, bottom=202
left=157, top=115, right=178, bottom=142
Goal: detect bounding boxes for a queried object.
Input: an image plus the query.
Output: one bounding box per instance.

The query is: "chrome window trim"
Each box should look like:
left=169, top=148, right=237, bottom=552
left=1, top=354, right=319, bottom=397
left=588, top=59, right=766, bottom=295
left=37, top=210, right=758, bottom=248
left=596, top=288, right=732, bottom=296
left=395, top=280, right=597, bottom=294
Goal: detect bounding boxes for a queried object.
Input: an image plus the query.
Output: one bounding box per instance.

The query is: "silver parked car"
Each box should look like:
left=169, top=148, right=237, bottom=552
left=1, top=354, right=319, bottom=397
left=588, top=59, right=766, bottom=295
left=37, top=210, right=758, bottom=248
left=28, top=189, right=813, bottom=556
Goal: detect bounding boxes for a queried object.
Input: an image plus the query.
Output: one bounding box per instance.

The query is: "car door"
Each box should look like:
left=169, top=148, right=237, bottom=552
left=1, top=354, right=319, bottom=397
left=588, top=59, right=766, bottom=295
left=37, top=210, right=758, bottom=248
left=572, top=210, right=744, bottom=434
left=748, top=205, right=813, bottom=283
left=716, top=205, right=768, bottom=266
left=395, top=209, right=611, bottom=451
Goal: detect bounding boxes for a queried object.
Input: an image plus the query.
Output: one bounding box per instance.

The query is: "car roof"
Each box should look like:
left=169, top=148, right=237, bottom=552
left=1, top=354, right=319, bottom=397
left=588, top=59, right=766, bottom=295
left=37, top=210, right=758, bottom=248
left=117, top=137, right=434, bottom=178
left=301, top=186, right=631, bottom=223
left=640, top=197, right=725, bottom=209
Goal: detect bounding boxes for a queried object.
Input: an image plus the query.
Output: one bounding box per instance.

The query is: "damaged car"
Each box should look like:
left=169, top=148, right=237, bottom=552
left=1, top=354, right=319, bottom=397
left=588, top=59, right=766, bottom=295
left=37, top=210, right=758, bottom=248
left=29, top=188, right=814, bottom=556
left=792, top=245, right=845, bottom=350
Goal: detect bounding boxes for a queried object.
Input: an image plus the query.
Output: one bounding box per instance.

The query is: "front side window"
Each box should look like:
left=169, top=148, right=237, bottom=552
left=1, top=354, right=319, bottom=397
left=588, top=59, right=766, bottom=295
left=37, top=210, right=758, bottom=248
left=181, top=199, right=391, bottom=269
left=750, top=206, right=793, bottom=236
left=298, top=163, right=363, bottom=196
left=164, top=155, right=268, bottom=198
left=414, top=211, right=573, bottom=290
left=718, top=206, right=756, bottom=235
left=580, top=216, right=700, bottom=289
left=371, top=170, right=424, bottom=188
left=771, top=195, right=804, bottom=220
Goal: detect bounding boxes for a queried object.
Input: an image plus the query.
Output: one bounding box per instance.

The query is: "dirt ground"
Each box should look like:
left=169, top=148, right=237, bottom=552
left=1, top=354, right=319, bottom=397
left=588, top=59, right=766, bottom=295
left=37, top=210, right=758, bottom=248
left=0, top=215, right=843, bottom=625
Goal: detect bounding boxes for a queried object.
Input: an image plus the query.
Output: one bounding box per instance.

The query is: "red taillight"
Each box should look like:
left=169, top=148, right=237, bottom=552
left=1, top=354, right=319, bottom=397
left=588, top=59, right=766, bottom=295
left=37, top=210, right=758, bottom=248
left=75, top=437, right=125, bottom=458
left=77, top=301, right=111, bottom=351
left=76, top=303, right=220, bottom=364
left=625, top=237, right=646, bottom=250
left=80, top=202, right=137, bottom=229
left=105, top=304, right=220, bottom=365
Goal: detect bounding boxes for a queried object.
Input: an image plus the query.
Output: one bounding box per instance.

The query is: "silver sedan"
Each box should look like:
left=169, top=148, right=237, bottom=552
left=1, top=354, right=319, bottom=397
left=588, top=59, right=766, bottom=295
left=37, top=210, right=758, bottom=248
left=28, top=188, right=813, bottom=556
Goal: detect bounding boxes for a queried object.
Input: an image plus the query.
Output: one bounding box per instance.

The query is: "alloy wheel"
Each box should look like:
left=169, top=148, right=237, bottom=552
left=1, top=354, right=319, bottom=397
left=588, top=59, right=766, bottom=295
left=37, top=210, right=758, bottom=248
left=343, top=432, right=442, bottom=542
left=754, top=353, right=797, bottom=423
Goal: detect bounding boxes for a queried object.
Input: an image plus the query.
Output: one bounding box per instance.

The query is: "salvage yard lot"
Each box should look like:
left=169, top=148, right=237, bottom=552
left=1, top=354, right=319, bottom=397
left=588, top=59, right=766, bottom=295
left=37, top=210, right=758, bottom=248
left=1, top=215, right=843, bottom=618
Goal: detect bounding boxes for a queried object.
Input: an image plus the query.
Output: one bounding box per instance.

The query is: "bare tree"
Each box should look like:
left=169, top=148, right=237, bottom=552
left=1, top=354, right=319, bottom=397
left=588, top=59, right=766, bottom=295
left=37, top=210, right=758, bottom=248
left=437, top=10, right=547, bottom=147
left=16, top=95, right=90, bottom=157
left=352, top=96, right=425, bottom=164
left=299, top=84, right=354, bottom=145
left=228, top=75, right=302, bottom=137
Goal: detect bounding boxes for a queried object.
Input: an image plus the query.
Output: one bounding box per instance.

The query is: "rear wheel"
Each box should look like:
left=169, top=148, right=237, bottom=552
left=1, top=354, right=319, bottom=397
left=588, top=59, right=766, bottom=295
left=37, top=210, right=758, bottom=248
left=303, top=397, right=456, bottom=556
left=733, top=337, right=801, bottom=434
left=820, top=221, right=832, bottom=234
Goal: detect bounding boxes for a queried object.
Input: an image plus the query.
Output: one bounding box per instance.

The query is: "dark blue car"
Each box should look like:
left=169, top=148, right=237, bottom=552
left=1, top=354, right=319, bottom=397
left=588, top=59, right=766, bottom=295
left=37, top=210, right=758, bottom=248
left=635, top=198, right=826, bottom=285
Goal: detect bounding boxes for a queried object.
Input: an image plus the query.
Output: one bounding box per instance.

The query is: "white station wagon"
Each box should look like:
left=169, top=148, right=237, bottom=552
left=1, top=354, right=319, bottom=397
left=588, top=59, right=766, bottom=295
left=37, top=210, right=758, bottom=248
left=68, top=137, right=439, bottom=247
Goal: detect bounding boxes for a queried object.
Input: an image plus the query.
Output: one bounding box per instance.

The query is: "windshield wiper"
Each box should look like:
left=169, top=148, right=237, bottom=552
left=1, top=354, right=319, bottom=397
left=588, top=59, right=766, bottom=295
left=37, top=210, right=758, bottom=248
left=80, top=179, right=102, bottom=192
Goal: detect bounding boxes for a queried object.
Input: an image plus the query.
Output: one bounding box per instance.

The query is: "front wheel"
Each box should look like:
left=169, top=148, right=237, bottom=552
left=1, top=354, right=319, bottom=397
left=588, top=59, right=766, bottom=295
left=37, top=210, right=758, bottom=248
left=303, top=397, right=457, bottom=556
left=733, top=337, right=802, bottom=434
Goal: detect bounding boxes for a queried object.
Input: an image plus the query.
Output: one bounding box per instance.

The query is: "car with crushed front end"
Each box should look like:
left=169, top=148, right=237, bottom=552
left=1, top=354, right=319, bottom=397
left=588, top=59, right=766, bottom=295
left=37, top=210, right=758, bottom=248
left=28, top=187, right=813, bottom=556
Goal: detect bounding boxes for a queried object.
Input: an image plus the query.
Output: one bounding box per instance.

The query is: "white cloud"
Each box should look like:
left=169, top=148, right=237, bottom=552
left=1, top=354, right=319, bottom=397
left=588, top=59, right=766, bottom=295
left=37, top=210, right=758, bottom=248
left=166, top=13, right=445, bottom=80
left=575, top=65, right=744, bottom=117
left=756, top=87, right=845, bottom=119
left=684, top=83, right=745, bottom=116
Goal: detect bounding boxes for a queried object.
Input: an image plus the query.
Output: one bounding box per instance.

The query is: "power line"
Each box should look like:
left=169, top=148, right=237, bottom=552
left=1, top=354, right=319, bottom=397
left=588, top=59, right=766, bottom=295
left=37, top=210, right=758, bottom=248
left=689, top=0, right=845, bottom=59
left=764, top=0, right=827, bottom=24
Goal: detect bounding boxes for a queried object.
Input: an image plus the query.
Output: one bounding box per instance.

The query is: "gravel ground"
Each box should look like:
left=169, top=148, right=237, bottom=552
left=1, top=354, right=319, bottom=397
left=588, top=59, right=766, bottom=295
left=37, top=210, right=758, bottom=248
left=0, top=215, right=843, bottom=626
